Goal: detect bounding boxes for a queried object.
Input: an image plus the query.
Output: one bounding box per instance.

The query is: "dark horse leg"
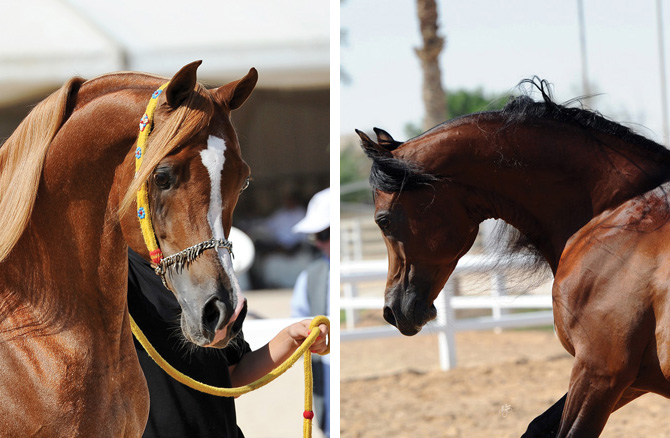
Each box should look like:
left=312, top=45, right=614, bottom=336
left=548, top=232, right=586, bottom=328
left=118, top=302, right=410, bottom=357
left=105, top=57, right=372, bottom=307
left=521, top=393, right=566, bottom=438
left=521, top=388, right=645, bottom=438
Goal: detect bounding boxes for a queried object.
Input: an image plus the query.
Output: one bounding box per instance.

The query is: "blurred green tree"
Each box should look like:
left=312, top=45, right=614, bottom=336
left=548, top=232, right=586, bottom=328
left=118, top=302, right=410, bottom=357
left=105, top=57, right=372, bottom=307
left=405, top=88, right=510, bottom=138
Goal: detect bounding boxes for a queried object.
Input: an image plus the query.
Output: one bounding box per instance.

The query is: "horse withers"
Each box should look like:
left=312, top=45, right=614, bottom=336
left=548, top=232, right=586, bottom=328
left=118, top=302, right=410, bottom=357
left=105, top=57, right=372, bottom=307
left=358, top=80, right=670, bottom=437
left=0, top=61, right=256, bottom=436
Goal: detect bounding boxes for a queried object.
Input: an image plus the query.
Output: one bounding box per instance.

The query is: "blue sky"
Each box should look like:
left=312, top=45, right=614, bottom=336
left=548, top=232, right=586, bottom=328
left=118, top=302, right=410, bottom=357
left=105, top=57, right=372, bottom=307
left=341, top=0, right=670, bottom=145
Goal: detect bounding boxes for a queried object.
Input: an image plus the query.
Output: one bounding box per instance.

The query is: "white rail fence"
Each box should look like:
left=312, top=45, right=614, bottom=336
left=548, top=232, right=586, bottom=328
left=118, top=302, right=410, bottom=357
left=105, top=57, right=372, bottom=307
left=340, top=255, right=554, bottom=370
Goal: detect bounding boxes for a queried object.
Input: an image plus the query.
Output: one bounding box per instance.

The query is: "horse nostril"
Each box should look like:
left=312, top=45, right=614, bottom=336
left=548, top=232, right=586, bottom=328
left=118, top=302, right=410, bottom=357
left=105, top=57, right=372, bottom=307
left=383, top=306, right=397, bottom=327
left=202, top=298, right=226, bottom=335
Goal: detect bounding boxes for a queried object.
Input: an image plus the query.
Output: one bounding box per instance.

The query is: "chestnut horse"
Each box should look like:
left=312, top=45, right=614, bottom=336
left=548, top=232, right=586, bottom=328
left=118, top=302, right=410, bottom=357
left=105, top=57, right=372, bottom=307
left=358, top=79, right=670, bottom=437
left=0, top=61, right=256, bottom=436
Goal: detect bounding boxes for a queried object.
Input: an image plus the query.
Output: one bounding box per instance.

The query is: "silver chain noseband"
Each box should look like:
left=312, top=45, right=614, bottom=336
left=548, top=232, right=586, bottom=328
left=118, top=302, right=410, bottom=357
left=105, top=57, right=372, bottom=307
left=154, top=237, right=234, bottom=289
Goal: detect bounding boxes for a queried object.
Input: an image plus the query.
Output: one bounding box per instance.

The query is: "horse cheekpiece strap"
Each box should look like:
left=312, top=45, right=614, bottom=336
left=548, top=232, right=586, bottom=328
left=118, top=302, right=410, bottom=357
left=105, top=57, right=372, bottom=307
left=135, top=82, right=169, bottom=265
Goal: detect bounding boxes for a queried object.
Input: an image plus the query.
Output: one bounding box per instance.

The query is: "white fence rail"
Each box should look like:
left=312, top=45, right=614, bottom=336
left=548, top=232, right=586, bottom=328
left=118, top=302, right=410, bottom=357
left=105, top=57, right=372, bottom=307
left=340, top=255, right=554, bottom=370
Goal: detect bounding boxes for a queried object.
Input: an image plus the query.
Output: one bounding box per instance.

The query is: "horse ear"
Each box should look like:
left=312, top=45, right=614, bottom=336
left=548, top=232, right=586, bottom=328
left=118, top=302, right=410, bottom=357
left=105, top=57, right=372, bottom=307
left=356, top=129, right=392, bottom=159
left=373, top=127, right=403, bottom=151
left=165, top=60, right=202, bottom=108
left=213, top=68, right=259, bottom=110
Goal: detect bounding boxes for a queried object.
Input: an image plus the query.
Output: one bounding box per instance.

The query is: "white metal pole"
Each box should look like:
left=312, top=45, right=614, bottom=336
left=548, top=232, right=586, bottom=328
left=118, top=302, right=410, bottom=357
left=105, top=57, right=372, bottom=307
left=577, top=0, right=591, bottom=101
left=436, top=281, right=457, bottom=370
left=343, top=283, right=358, bottom=330
left=657, top=0, right=670, bottom=146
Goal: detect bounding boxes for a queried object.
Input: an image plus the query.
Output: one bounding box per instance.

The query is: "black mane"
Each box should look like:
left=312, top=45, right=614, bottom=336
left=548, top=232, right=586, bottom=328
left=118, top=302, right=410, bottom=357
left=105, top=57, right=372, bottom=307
left=364, top=77, right=670, bottom=194
left=501, top=78, right=670, bottom=160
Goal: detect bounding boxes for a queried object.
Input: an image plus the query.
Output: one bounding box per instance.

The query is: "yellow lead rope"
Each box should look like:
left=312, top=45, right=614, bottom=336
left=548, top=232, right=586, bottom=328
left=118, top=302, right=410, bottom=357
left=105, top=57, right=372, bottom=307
left=130, top=315, right=330, bottom=437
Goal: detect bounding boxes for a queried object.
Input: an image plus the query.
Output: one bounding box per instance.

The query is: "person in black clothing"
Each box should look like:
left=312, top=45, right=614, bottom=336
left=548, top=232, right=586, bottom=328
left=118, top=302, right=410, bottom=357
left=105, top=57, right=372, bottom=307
left=128, top=249, right=328, bottom=437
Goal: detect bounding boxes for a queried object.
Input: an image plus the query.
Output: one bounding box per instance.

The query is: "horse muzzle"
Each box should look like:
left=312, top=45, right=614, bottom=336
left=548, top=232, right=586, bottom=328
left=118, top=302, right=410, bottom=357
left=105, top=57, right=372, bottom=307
left=204, top=298, right=247, bottom=348
left=177, top=280, right=247, bottom=349
left=383, top=285, right=437, bottom=336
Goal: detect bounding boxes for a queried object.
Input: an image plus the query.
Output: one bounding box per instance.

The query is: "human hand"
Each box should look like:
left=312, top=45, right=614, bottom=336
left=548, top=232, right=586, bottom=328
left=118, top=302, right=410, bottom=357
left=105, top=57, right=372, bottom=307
left=286, top=319, right=329, bottom=355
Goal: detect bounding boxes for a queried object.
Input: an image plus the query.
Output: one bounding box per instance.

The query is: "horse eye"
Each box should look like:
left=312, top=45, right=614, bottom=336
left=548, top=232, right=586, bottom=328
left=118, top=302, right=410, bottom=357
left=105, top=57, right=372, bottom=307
left=153, top=171, right=171, bottom=189
left=240, top=178, right=250, bottom=193
left=375, top=214, right=390, bottom=230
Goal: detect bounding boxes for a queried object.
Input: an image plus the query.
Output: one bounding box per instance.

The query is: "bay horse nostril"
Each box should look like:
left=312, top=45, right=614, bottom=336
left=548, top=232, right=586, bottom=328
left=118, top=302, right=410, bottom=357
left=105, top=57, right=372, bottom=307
left=383, top=306, right=397, bottom=327
left=202, top=297, right=227, bottom=335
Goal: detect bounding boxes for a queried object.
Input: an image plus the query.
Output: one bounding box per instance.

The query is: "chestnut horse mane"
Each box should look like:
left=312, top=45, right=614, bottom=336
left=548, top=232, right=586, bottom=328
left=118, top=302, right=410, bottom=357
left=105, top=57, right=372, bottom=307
left=0, top=77, right=83, bottom=262
left=0, top=72, right=216, bottom=263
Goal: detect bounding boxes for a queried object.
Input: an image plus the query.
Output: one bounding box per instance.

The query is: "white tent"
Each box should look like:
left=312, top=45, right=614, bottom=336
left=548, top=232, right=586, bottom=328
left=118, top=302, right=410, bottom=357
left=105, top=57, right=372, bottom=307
left=0, top=0, right=329, bottom=105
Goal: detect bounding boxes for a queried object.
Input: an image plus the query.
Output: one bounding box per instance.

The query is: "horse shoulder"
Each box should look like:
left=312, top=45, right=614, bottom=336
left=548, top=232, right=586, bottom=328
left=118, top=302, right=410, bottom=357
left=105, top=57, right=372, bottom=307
left=553, top=186, right=670, bottom=362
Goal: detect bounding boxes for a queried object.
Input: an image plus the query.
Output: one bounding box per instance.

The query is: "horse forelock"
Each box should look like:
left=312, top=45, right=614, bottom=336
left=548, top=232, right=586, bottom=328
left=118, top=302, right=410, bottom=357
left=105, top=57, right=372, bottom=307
left=120, top=82, right=216, bottom=214
left=365, top=149, right=439, bottom=194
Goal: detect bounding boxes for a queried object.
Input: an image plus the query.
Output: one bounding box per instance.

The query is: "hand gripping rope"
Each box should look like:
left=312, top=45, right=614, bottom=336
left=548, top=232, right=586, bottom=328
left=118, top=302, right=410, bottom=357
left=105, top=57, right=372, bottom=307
left=130, top=83, right=330, bottom=437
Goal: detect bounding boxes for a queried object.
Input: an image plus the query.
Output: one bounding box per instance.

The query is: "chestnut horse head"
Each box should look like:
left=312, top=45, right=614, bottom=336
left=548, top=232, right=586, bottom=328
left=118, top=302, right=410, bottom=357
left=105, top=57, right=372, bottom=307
left=119, top=61, right=257, bottom=348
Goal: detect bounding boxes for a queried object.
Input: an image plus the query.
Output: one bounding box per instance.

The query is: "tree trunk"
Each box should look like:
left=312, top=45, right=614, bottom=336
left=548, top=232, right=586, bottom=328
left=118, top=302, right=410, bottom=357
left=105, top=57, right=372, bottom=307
left=415, top=0, right=447, bottom=131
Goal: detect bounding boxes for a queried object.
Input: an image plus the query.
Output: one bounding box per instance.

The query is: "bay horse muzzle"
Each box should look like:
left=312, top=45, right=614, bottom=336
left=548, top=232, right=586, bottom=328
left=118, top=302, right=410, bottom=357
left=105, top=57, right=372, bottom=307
left=383, top=286, right=438, bottom=336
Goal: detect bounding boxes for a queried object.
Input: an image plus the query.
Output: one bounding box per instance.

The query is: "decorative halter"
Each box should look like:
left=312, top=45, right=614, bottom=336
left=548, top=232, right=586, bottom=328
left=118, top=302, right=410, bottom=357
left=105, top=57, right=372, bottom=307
left=134, top=82, right=233, bottom=289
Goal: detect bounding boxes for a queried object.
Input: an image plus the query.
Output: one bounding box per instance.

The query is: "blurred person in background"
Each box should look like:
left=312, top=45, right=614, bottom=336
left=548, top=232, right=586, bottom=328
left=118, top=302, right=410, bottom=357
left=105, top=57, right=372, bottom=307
left=290, top=187, right=330, bottom=438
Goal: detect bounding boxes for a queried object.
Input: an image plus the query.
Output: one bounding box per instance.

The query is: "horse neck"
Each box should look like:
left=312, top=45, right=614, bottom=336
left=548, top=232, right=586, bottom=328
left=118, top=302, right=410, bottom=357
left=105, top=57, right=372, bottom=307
left=1, top=76, right=156, bottom=339
left=415, top=117, right=670, bottom=270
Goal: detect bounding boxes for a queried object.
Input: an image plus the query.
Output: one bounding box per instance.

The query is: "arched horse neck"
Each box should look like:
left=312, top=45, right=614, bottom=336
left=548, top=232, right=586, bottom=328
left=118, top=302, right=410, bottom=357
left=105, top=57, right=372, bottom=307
left=401, top=113, right=670, bottom=270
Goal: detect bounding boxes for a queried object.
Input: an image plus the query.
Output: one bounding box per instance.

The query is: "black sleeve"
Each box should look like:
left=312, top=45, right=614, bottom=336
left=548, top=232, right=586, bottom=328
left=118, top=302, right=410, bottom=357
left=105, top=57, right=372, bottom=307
left=128, top=248, right=249, bottom=438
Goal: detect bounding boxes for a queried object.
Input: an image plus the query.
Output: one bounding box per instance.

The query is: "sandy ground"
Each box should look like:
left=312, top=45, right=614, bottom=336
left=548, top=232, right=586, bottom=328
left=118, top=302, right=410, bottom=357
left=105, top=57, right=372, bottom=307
left=341, top=326, right=670, bottom=438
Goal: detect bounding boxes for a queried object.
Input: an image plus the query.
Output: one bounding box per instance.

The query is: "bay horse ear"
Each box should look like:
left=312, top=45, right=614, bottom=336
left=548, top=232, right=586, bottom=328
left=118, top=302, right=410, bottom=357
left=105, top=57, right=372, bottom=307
left=213, top=68, right=259, bottom=110
left=356, top=129, right=393, bottom=159
left=373, top=127, right=403, bottom=151
left=165, top=60, right=202, bottom=108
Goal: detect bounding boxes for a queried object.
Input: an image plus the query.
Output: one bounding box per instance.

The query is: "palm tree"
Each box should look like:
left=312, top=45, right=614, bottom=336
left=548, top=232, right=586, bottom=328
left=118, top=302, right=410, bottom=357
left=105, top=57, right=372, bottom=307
left=415, top=0, right=447, bottom=130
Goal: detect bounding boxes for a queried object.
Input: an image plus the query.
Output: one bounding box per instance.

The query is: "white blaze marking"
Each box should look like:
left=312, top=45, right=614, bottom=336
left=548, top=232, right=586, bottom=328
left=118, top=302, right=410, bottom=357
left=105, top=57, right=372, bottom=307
left=200, top=136, right=245, bottom=315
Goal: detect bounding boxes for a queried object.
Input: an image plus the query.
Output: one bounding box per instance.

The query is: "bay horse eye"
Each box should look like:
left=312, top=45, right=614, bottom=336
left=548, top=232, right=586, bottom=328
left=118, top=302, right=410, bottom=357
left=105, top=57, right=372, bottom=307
left=153, top=171, right=171, bottom=189
left=375, top=214, right=390, bottom=230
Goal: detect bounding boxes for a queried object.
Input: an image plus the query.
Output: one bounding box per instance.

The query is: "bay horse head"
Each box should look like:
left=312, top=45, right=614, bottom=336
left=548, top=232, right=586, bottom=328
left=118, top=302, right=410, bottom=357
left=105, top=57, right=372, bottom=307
left=120, top=61, right=257, bottom=348
left=357, top=128, right=480, bottom=336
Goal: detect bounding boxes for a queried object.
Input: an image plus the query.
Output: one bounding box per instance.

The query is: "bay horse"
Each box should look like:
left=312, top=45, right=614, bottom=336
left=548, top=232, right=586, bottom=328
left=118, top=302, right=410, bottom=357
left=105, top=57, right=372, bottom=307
left=0, top=61, right=256, bottom=436
left=358, top=79, right=670, bottom=437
